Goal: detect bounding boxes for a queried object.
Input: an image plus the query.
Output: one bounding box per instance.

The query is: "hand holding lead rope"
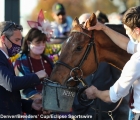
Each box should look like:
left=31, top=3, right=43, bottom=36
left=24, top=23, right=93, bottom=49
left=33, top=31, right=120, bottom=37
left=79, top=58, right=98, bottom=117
left=77, top=77, right=94, bottom=106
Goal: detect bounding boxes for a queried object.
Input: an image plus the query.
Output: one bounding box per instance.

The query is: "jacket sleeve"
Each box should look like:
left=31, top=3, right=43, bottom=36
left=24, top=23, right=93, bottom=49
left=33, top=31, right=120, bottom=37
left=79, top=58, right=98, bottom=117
left=14, top=59, right=39, bottom=98
left=21, top=99, right=33, bottom=114
left=0, top=60, right=40, bottom=92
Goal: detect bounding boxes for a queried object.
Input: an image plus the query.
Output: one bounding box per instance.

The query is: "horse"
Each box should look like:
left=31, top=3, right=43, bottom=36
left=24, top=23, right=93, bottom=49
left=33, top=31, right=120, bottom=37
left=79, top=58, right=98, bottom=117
left=49, top=14, right=131, bottom=85
left=46, top=13, right=132, bottom=119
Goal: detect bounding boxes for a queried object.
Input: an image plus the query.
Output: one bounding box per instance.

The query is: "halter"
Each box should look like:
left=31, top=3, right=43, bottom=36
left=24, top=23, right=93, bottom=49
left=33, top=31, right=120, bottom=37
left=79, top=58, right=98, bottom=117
left=56, top=30, right=98, bottom=86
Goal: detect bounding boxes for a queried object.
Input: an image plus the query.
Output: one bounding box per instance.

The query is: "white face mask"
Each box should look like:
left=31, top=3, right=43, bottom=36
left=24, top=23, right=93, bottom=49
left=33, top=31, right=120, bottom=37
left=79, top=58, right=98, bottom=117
left=128, top=34, right=139, bottom=44
left=30, top=44, right=45, bottom=55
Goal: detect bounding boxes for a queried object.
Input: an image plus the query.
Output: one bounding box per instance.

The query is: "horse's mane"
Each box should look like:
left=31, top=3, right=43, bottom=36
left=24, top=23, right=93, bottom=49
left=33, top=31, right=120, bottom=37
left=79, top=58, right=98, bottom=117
left=93, top=23, right=131, bottom=70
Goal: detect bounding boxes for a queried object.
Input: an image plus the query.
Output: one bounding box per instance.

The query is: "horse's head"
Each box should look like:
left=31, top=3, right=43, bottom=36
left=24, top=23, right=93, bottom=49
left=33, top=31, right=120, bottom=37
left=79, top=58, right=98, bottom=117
left=43, top=12, right=132, bottom=112
left=49, top=13, right=98, bottom=86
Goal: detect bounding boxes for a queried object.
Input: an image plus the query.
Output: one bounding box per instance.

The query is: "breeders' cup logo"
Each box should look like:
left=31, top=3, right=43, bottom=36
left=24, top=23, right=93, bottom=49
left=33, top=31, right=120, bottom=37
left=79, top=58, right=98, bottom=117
left=62, top=90, right=75, bottom=97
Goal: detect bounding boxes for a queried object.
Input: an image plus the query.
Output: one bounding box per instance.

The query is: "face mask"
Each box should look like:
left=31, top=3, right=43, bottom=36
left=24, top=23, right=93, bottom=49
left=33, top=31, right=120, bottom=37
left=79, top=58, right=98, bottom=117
left=128, top=34, right=139, bottom=44
left=5, top=37, right=21, bottom=57
left=30, top=44, right=45, bottom=55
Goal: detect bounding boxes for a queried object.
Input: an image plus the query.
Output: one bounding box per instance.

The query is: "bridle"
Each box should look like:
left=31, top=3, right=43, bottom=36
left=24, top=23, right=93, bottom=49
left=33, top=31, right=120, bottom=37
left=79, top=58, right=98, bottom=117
left=44, top=27, right=123, bottom=120
left=56, top=30, right=98, bottom=87
left=55, top=30, right=123, bottom=119
left=43, top=29, right=98, bottom=109
left=54, top=29, right=99, bottom=106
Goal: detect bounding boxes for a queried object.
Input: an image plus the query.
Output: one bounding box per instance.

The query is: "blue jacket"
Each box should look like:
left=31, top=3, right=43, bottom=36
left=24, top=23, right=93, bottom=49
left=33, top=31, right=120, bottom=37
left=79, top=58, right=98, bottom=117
left=0, top=50, right=40, bottom=116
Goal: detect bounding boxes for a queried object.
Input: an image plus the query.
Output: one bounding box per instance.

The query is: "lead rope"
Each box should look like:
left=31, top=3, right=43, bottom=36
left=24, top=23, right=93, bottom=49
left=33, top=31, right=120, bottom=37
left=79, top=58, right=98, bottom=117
left=77, top=71, right=123, bottom=120
left=90, top=97, right=123, bottom=120
left=78, top=77, right=123, bottom=120
left=77, top=77, right=123, bottom=120
left=108, top=111, right=114, bottom=120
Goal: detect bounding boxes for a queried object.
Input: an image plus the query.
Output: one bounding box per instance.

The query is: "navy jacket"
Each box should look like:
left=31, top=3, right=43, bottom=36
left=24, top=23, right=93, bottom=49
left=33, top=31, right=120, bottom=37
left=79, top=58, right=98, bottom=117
left=72, top=62, right=122, bottom=120
left=0, top=50, right=40, bottom=116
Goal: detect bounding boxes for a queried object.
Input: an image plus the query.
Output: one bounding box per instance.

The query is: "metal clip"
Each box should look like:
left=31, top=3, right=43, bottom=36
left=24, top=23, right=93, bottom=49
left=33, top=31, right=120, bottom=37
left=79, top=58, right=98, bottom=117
left=67, top=77, right=74, bottom=82
left=78, top=77, right=87, bottom=87
left=108, top=111, right=113, bottom=120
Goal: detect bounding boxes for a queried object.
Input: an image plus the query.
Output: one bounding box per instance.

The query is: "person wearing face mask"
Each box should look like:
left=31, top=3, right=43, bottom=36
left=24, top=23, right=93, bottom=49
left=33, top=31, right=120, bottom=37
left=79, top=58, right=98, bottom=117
left=0, top=21, right=47, bottom=117
left=14, top=28, right=53, bottom=101
left=14, top=28, right=53, bottom=120
left=84, top=6, right=140, bottom=120
left=14, top=11, right=54, bottom=119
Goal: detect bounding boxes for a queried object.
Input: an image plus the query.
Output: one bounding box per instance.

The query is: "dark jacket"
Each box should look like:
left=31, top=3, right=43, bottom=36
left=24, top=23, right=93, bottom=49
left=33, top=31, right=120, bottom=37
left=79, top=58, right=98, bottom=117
left=0, top=50, right=40, bottom=116
left=72, top=62, right=122, bottom=120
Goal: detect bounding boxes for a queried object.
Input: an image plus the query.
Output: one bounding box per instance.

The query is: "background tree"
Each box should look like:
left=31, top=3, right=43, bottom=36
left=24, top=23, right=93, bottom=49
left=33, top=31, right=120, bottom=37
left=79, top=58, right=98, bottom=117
left=30, top=0, right=137, bottom=21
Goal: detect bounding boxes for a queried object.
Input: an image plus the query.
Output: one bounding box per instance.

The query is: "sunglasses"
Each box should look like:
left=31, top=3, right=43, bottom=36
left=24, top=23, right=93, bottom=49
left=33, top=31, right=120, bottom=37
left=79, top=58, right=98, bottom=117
left=1, top=22, right=23, bottom=36
left=57, top=12, right=65, bottom=16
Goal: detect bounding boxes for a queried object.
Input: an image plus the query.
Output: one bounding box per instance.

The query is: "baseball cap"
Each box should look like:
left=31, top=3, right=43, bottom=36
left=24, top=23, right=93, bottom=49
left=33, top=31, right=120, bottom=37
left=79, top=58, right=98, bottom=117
left=52, top=3, right=65, bottom=15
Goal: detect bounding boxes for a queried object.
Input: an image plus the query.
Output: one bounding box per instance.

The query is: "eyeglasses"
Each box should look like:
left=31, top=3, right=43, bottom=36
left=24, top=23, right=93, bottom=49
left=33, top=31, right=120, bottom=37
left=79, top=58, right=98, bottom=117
left=57, top=12, right=65, bottom=16
left=1, top=22, right=23, bottom=36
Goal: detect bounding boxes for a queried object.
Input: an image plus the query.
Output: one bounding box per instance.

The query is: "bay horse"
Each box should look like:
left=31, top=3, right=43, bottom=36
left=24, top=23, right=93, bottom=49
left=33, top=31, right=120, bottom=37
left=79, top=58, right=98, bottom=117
left=46, top=13, right=132, bottom=119
left=49, top=13, right=131, bottom=85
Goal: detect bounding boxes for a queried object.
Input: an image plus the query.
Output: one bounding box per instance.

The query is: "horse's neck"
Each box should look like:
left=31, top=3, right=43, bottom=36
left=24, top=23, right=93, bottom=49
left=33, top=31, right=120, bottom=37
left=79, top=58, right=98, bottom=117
left=95, top=30, right=131, bottom=70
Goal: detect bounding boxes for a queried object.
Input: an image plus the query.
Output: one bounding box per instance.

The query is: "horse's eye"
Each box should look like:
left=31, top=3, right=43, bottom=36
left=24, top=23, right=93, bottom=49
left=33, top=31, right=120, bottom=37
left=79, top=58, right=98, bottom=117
left=76, top=46, right=82, bottom=51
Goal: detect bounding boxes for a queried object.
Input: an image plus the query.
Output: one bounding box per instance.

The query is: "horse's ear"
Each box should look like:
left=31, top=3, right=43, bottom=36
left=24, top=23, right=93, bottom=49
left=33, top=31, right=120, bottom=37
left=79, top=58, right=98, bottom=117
left=72, top=17, right=80, bottom=27
left=85, top=13, right=97, bottom=28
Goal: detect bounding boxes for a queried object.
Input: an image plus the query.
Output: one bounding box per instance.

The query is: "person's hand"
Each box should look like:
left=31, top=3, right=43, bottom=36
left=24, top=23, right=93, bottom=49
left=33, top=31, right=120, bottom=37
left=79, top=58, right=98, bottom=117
left=32, top=98, right=42, bottom=111
left=32, top=98, right=52, bottom=114
left=30, top=93, right=42, bottom=100
left=84, top=85, right=98, bottom=99
left=35, top=70, right=48, bottom=80
left=89, top=21, right=106, bottom=31
left=84, top=20, right=106, bottom=31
